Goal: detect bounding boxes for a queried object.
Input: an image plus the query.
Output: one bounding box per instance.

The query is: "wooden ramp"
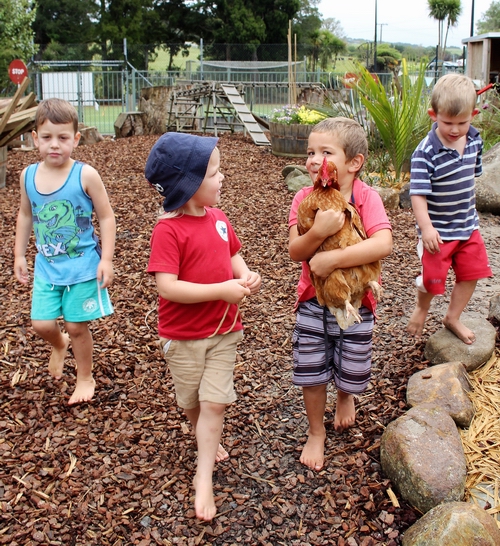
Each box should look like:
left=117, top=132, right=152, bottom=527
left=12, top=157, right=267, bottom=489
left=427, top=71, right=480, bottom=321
left=220, top=84, right=269, bottom=146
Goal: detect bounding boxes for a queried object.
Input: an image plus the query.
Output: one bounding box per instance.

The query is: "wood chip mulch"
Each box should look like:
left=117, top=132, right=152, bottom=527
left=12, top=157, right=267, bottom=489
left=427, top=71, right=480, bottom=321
left=1, top=133, right=498, bottom=546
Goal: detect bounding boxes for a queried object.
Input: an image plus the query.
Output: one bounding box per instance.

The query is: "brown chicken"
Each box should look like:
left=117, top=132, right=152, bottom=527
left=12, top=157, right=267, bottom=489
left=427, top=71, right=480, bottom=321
left=297, top=158, right=382, bottom=329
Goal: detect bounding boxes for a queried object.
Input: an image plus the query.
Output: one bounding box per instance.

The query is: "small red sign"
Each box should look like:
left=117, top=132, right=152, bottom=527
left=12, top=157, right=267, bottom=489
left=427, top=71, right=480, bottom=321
left=9, top=59, right=28, bottom=84
left=343, top=72, right=359, bottom=88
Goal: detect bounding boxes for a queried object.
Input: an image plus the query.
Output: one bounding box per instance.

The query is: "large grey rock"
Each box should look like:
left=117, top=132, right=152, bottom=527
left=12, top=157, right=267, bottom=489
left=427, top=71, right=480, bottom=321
left=476, top=142, right=500, bottom=214
left=402, top=501, right=500, bottom=545
left=373, top=186, right=400, bottom=210
left=488, top=294, right=500, bottom=321
left=380, top=406, right=466, bottom=514
left=283, top=167, right=311, bottom=193
left=406, top=362, right=474, bottom=428
left=424, top=318, right=496, bottom=371
left=399, top=182, right=411, bottom=209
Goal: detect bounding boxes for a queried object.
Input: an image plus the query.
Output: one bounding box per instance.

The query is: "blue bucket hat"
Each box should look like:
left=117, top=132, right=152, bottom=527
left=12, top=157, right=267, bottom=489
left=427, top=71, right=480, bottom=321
left=145, top=132, right=219, bottom=212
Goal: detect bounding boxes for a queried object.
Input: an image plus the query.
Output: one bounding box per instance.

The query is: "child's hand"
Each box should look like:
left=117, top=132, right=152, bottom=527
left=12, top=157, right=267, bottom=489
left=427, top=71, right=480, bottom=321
left=97, top=260, right=114, bottom=288
left=421, top=227, right=443, bottom=254
left=14, top=257, right=29, bottom=284
left=309, top=250, right=338, bottom=279
left=222, top=279, right=251, bottom=304
left=312, top=209, right=345, bottom=240
left=240, top=271, right=261, bottom=295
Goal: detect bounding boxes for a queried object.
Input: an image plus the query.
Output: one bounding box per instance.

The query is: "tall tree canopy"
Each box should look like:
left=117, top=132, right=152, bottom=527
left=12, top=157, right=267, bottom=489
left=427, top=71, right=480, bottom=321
left=33, top=0, right=97, bottom=60
left=477, top=1, right=500, bottom=33
left=0, top=0, right=37, bottom=90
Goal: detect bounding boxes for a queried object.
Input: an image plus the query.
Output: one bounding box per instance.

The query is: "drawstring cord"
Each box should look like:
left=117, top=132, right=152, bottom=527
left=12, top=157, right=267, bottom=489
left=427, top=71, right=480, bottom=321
left=208, top=301, right=242, bottom=338
left=51, top=284, right=71, bottom=292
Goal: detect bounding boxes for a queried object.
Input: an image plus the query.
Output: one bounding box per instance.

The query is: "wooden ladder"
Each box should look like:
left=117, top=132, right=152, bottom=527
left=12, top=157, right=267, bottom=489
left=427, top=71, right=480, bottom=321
left=219, top=84, right=269, bottom=146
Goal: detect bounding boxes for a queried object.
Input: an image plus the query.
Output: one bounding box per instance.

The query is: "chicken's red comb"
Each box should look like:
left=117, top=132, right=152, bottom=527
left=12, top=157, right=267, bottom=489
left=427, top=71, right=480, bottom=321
left=321, top=157, right=328, bottom=179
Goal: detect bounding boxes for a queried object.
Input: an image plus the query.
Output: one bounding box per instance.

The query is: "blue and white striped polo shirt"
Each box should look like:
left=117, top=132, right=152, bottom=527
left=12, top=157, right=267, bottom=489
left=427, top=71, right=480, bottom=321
left=409, top=122, right=482, bottom=240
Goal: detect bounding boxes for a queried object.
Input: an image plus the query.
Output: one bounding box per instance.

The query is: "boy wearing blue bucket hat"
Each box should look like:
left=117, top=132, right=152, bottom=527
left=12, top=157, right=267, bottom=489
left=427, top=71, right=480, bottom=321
left=145, top=132, right=261, bottom=521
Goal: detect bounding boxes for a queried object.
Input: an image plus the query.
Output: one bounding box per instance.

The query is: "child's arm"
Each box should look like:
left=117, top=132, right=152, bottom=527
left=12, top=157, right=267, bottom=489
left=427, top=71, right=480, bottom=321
left=155, top=273, right=251, bottom=305
left=411, top=194, right=443, bottom=254
left=308, top=229, right=392, bottom=279
left=289, top=209, right=346, bottom=262
left=13, top=169, right=33, bottom=284
left=231, top=253, right=261, bottom=295
left=82, top=165, right=116, bottom=287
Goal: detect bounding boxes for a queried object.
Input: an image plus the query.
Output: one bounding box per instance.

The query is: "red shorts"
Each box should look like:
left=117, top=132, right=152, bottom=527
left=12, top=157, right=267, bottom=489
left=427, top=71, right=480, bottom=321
left=417, top=230, right=492, bottom=295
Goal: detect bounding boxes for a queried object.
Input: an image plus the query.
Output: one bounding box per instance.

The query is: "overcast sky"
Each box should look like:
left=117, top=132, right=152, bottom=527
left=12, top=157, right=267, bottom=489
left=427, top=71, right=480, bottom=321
left=318, top=0, right=494, bottom=48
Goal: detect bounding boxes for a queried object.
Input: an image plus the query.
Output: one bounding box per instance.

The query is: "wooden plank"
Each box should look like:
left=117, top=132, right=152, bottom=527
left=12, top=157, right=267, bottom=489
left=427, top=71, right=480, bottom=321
left=0, top=77, right=30, bottom=136
left=0, top=93, right=36, bottom=116
left=0, top=116, right=35, bottom=148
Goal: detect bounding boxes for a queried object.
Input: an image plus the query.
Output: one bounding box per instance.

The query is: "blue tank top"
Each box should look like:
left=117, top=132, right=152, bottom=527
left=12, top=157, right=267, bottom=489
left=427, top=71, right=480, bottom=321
left=25, top=161, right=102, bottom=285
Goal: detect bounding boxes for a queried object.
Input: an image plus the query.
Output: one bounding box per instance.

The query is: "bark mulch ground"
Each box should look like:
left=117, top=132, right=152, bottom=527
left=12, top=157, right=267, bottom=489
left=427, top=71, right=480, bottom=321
left=1, top=133, right=499, bottom=546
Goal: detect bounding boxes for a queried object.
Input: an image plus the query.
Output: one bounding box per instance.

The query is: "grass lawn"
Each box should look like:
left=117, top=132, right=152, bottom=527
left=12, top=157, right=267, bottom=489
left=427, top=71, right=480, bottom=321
left=81, top=105, right=124, bottom=135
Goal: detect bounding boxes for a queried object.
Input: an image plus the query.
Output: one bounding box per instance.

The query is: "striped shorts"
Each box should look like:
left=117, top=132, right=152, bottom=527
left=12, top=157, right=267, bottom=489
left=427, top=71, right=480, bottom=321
left=292, top=298, right=374, bottom=394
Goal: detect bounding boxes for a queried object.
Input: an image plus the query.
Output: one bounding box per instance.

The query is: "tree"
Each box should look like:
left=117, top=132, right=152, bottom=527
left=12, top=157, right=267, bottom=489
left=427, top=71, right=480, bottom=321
left=32, top=0, right=98, bottom=61
left=477, top=1, right=500, bottom=33
left=142, top=0, right=202, bottom=70
left=95, top=0, right=151, bottom=68
left=427, top=0, right=462, bottom=63
left=292, top=0, right=322, bottom=43
left=199, top=0, right=300, bottom=61
left=201, top=0, right=266, bottom=60
left=375, top=45, right=402, bottom=76
left=0, top=0, right=37, bottom=91
left=321, top=17, right=346, bottom=39
left=318, top=31, right=346, bottom=71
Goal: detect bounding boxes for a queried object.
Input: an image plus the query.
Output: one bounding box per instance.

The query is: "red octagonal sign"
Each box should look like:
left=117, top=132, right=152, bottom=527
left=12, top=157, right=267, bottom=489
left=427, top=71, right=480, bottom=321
left=9, top=59, right=28, bottom=84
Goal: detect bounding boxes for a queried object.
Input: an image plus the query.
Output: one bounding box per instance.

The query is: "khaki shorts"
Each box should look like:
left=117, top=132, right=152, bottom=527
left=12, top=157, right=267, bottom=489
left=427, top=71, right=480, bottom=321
left=158, top=330, right=244, bottom=409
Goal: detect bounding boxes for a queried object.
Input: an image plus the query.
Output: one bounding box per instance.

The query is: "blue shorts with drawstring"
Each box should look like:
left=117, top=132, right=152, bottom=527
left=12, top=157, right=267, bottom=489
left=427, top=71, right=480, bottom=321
left=292, top=298, right=374, bottom=394
left=31, top=276, right=114, bottom=323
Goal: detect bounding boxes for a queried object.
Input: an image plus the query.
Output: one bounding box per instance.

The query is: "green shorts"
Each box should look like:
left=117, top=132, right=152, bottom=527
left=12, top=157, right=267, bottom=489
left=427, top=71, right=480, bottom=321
left=31, top=276, right=114, bottom=323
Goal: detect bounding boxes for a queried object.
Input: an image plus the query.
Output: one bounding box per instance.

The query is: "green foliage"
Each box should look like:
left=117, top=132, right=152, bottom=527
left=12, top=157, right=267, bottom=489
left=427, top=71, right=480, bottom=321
left=474, top=93, right=500, bottom=152
left=376, top=45, right=402, bottom=74
left=0, top=0, right=37, bottom=91
left=477, top=1, right=500, bottom=33
left=33, top=0, right=97, bottom=60
left=353, top=60, right=431, bottom=183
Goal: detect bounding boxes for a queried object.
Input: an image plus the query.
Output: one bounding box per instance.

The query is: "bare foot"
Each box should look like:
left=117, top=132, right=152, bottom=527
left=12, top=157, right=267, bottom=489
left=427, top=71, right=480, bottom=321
left=193, top=474, right=216, bottom=521
left=407, top=306, right=428, bottom=337
left=48, top=333, right=70, bottom=379
left=68, top=378, right=95, bottom=405
left=300, top=430, right=326, bottom=471
left=215, top=443, right=229, bottom=463
left=334, top=391, right=356, bottom=432
left=443, top=317, right=475, bottom=344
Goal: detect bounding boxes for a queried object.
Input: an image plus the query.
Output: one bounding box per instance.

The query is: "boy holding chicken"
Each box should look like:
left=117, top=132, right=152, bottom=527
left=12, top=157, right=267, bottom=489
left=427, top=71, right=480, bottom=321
left=288, top=117, right=393, bottom=471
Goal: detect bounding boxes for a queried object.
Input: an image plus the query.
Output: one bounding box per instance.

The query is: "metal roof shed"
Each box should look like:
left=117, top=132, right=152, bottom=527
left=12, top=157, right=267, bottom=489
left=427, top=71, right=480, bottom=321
left=462, top=32, right=500, bottom=85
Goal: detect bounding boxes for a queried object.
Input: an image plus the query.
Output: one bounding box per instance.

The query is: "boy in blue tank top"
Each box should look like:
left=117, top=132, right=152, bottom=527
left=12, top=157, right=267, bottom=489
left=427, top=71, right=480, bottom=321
left=14, top=98, right=116, bottom=405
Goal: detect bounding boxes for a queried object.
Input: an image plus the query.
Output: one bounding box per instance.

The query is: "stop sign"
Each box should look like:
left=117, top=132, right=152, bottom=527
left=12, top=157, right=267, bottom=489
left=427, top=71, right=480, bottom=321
left=8, top=59, right=28, bottom=84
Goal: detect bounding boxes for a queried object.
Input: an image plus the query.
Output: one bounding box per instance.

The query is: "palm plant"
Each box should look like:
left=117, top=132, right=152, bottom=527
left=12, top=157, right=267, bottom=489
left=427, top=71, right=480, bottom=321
left=428, top=0, right=462, bottom=62
left=352, top=60, right=432, bottom=183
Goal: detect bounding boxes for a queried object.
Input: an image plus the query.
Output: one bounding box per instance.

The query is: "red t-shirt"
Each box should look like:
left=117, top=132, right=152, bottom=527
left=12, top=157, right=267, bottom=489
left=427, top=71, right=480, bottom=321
left=288, top=178, right=392, bottom=313
left=148, top=207, right=243, bottom=340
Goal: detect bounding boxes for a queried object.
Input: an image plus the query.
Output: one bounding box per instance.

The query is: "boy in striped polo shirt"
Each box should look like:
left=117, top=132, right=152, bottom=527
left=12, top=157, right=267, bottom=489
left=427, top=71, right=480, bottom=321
left=407, top=74, right=492, bottom=345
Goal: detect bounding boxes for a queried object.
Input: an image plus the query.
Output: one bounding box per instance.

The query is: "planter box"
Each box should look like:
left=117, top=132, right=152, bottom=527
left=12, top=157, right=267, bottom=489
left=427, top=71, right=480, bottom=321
left=269, top=122, right=312, bottom=157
